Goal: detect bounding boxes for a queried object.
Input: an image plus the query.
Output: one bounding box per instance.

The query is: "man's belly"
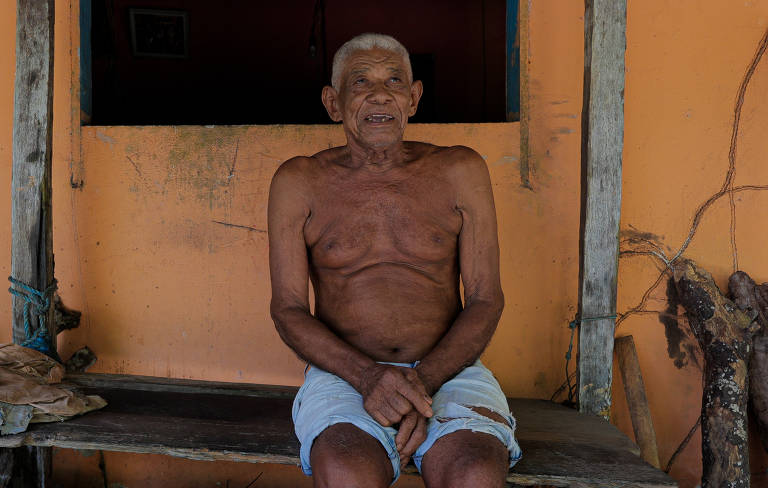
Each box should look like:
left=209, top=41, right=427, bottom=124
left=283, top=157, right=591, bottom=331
left=313, top=266, right=462, bottom=362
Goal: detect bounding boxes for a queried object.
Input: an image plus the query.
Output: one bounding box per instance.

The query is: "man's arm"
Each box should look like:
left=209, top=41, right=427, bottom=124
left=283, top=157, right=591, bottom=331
left=268, top=158, right=432, bottom=425
left=414, top=147, right=505, bottom=395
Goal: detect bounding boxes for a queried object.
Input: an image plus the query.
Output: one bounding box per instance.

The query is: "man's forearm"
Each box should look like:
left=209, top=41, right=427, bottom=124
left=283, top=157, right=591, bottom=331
left=272, top=306, right=376, bottom=391
left=415, top=298, right=504, bottom=395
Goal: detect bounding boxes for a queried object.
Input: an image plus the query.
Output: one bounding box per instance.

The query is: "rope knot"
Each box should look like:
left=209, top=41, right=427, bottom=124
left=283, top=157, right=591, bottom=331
left=8, top=276, right=59, bottom=360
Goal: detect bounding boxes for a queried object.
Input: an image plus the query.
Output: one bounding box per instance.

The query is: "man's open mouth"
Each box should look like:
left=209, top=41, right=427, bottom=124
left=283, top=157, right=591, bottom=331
left=364, top=114, right=395, bottom=122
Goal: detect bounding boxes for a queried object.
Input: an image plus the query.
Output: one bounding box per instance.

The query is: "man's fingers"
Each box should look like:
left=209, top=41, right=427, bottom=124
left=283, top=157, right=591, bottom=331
left=388, top=393, right=414, bottom=417
left=402, top=369, right=432, bottom=402
left=395, top=411, right=417, bottom=450
left=400, top=413, right=427, bottom=458
left=368, top=408, right=388, bottom=426
left=378, top=403, right=404, bottom=427
left=369, top=409, right=397, bottom=427
left=398, top=382, right=433, bottom=417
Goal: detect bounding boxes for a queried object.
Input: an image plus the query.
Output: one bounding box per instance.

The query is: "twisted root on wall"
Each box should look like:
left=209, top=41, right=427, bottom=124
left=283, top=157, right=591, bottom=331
left=728, top=271, right=768, bottom=452
left=673, top=259, right=760, bottom=488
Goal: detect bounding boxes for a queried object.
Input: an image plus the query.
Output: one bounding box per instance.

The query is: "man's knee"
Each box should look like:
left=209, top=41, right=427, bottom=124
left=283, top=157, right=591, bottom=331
left=310, top=423, right=393, bottom=488
left=421, top=407, right=510, bottom=488
left=423, top=431, right=508, bottom=488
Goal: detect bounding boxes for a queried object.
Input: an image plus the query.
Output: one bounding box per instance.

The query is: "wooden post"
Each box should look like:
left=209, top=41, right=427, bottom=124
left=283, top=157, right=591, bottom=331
left=615, top=336, right=661, bottom=468
left=11, top=0, right=56, bottom=347
left=517, top=0, right=531, bottom=189
left=577, top=0, right=626, bottom=418
left=5, top=0, right=57, bottom=486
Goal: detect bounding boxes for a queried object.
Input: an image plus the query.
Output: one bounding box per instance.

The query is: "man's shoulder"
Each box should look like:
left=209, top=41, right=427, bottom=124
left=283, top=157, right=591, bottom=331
left=415, top=143, right=487, bottom=177
left=273, top=147, right=346, bottom=178
left=272, top=152, right=323, bottom=186
left=409, top=142, right=481, bottom=161
left=274, top=154, right=316, bottom=175
left=269, top=156, right=317, bottom=204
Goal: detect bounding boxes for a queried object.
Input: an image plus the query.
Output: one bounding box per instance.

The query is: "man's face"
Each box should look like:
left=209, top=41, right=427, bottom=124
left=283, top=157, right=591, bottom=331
left=323, top=48, right=423, bottom=150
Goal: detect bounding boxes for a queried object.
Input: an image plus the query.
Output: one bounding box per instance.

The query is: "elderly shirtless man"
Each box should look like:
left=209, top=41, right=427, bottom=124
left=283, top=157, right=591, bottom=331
left=268, top=34, right=521, bottom=487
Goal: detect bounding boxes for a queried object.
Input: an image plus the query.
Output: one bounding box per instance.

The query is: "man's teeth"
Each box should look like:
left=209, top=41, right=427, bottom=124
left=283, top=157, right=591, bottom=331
left=366, top=114, right=394, bottom=122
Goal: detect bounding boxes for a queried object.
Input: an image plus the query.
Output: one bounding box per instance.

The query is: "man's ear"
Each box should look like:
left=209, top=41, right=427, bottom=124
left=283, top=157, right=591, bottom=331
left=408, top=80, right=423, bottom=117
left=322, top=86, right=343, bottom=122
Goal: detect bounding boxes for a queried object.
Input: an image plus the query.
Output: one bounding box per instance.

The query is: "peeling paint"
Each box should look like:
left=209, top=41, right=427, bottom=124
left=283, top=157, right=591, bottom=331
left=95, top=131, right=116, bottom=149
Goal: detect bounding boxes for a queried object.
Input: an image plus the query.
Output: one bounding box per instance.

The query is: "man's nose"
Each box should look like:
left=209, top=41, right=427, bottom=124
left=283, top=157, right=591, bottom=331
left=366, top=83, right=394, bottom=104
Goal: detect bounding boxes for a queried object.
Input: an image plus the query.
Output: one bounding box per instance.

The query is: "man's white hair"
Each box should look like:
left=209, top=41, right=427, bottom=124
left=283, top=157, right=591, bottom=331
left=331, top=33, right=412, bottom=89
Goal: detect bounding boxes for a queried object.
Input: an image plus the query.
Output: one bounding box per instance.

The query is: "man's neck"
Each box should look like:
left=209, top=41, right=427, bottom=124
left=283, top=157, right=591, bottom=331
left=344, top=139, right=408, bottom=171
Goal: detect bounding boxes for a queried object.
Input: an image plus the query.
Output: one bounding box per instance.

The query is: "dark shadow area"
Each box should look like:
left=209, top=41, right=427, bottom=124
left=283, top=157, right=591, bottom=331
left=89, top=0, right=512, bottom=125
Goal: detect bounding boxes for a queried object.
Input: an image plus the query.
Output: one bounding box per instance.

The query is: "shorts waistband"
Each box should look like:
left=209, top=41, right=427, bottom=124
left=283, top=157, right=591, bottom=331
left=304, top=360, right=420, bottom=376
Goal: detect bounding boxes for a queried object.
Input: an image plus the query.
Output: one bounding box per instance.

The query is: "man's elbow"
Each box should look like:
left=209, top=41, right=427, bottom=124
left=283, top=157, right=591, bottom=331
left=270, top=301, right=286, bottom=324
left=490, top=291, right=505, bottom=321
left=479, top=289, right=505, bottom=322
left=466, top=290, right=505, bottom=321
left=270, top=301, right=303, bottom=339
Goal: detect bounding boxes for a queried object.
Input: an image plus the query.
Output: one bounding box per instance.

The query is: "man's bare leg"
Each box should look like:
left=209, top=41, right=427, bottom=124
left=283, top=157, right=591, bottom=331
left=310, top=423, right=394, bottom=488
left=420, top=408, right=509, bottom=488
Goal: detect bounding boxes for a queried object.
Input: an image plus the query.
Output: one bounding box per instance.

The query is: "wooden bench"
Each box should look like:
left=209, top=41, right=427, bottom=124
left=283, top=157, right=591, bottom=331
left=0, top=373, right=676, bottom=487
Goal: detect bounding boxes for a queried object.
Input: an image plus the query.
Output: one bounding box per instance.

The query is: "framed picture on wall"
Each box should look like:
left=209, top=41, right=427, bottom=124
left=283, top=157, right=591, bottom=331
left=129, top=8, right=188, bottom=58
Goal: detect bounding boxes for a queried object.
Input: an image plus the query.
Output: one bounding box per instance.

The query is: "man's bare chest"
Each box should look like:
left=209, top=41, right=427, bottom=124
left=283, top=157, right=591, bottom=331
left=304, top=175, right=462, bottom=270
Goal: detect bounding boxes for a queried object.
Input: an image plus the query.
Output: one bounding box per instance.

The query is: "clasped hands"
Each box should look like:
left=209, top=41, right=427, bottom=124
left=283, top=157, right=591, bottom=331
left=358, top=363, right=435, bottom=468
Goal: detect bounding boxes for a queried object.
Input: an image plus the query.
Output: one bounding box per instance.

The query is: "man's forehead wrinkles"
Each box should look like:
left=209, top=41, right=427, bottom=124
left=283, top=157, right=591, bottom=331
left=345, top=63, right=406, bottom=81
left=349, top=59, right=403, bottom=69
left=347, top=50, right=406, bottom=66
left=347, top=62, right=406, bottom=74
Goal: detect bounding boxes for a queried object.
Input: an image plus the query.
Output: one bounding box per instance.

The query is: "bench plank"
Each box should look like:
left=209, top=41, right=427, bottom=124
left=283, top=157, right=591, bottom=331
left=0, top=373, right=676, bottom=487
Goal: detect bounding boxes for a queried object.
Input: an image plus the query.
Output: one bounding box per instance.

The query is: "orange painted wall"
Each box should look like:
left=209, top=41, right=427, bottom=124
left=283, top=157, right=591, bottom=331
left=2, top=1, right=768, bottom=487
left=60, top=121, right=579, bottom=396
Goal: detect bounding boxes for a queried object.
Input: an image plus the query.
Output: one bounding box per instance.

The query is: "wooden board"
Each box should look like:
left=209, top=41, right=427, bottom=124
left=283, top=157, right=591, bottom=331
left=0, top=374, right=675, bottom=487
left=615, top=336, right=661, bottom=469
left=578, top=0, right=627, bottom=418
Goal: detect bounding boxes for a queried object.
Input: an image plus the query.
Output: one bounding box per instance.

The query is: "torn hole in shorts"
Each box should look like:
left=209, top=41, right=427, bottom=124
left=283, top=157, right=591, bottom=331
left=434, top=403, right=512, bottom=429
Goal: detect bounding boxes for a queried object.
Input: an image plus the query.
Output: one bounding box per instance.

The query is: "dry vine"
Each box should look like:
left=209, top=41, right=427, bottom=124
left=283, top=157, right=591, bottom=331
left=618, top=28, right=768, bottom=326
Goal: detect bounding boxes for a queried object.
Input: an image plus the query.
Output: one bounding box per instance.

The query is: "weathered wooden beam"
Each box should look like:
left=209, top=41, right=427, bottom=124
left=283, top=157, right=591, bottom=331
left=11, top=0, right=56, bottom=346
left=615, top=335, right=661, bottom=468
left=7, top=1, right=57, bottom=486
left=517, top=0, right=531, bottom=189
left=674, top=260, right=758, bottom=488
left=577, top=0, right=626, bottom=418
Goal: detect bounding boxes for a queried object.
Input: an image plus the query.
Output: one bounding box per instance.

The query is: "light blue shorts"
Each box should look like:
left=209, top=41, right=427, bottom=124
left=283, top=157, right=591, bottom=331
left=291, top=360, right=522, bottom=482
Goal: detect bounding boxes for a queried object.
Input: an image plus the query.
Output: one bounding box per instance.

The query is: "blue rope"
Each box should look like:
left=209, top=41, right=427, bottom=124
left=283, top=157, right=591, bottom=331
left=8, top=276, right=60, bottom=361
left=563, top=314, right=617, bottom=405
